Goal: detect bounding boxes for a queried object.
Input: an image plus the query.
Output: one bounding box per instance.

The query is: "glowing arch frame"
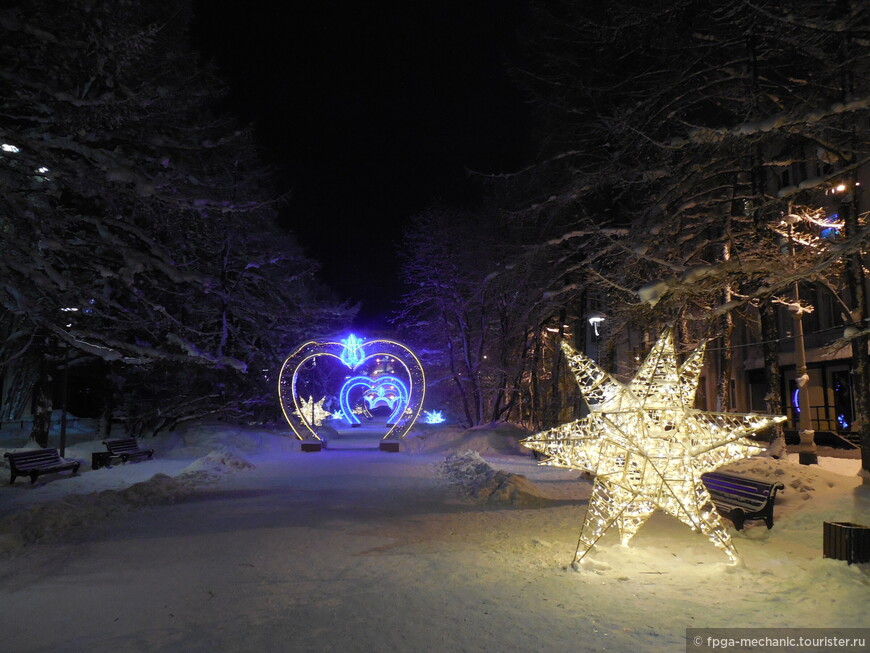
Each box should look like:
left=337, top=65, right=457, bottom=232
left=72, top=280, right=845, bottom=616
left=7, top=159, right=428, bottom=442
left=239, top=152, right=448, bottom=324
left=278, top=335, right=425, bottom=441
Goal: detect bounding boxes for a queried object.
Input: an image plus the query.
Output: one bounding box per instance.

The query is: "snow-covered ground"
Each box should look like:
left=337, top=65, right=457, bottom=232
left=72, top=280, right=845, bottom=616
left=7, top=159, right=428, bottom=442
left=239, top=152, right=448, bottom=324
left=0, top=418, right=867, bottom=652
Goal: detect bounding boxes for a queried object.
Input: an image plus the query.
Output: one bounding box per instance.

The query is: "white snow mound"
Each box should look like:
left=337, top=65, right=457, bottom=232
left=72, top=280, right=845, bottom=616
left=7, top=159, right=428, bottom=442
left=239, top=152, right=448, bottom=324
left=178, top=448, right=255, bottom=481
left=0, top=449, right=254, bottom=554
left=405, top=422, right=532, bottom=456
left=438, top=450, right=553, bottom=507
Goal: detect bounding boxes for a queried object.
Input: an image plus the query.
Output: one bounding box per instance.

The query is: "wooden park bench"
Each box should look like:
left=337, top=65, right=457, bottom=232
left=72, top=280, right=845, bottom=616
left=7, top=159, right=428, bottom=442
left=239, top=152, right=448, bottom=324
left=701, top=471, right=785, bottom=530
left=103, top=437, right=154, bottom=465
left=4, top=448, right=81, bottom=484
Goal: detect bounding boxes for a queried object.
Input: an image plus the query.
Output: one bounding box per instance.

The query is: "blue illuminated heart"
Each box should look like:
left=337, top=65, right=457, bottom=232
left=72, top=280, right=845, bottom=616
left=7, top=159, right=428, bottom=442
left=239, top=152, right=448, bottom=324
left=338, top=375, right=409, bottom=425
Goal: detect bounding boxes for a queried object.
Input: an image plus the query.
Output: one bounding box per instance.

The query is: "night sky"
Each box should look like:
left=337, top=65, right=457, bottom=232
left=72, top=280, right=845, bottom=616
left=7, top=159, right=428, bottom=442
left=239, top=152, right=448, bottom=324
left=191, top=1, right=532, bottom=328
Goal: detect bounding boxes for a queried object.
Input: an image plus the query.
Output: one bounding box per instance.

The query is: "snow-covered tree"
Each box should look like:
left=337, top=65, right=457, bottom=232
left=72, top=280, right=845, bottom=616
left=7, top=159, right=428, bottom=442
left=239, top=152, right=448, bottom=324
left=0, top=0, right=354, bottom=441
left=396, top=204, right=568, bottom=428
left=514, top=0, right=870, bottom=468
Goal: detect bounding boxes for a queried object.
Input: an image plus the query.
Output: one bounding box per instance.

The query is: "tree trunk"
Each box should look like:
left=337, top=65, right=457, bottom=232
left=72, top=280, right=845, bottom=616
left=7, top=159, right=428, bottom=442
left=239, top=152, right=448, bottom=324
left=717, top=218, right=733, bottom=411
left=546, top=309, right=567, bottom=427
left=842, top=195, right=870, bottom=474
left=30, top=356, right=52, bottom=448
left=717, top=313, right=733, bottom=411
left=529, top=329, right=542, bottom=430
left=443, top=312, right=474, bottom=428
left=99, top=360, right=115, bottom=436
left=760, top=301, right=787, bottom=458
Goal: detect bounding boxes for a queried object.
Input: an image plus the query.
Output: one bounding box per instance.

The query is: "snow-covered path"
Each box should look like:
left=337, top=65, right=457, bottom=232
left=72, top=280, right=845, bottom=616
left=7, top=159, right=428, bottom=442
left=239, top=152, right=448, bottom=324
left=0, top=424, right=868, bottom=652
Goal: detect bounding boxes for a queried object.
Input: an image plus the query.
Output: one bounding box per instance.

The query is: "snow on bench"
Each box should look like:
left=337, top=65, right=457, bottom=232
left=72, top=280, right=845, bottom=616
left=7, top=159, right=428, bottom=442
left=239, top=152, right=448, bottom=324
left=701, top=470, right=784, bottom=530
left=4, top=448, right=81, bottom=484
left=103, top=438, right=154, bottom=464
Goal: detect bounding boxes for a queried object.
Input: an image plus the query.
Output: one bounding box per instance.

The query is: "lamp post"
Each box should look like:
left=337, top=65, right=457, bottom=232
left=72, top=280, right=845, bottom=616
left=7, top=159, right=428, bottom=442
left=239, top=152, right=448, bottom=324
left=786, top=218, right=817, bottom=464
left=587, top=312, right=605, bottom=364
left=59, top=343, right=68, bottom=457
left=58, top=306, right=79, bottom=457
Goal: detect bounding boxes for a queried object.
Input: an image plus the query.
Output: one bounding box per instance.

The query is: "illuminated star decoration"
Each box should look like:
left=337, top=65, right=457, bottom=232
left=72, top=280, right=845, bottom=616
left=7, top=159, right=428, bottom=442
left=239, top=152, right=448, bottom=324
left=522, top=328, right=785, bottom=566
left=295, top=396, right=330, bottom=427
left=423, top=410, right=446, bottom=424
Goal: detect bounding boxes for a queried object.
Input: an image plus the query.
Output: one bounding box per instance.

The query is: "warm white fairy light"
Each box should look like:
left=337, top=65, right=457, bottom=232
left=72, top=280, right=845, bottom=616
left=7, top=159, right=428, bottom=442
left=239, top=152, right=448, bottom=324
left=522, top=329, right=785, bottom=566
left=295, top=396, right=330, bottom=427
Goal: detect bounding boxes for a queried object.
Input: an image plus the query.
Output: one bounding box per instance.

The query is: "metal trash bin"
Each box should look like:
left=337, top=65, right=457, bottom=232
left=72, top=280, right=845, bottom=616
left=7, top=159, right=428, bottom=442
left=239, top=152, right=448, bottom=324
left=92, top=451, right=112, bottom=470
left=823, top=521, right=870, bottom=564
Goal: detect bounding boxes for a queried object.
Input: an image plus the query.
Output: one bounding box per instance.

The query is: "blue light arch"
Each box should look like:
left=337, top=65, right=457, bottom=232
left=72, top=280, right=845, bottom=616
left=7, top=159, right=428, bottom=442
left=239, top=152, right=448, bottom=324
left=278, top=334, right=425, bottom=441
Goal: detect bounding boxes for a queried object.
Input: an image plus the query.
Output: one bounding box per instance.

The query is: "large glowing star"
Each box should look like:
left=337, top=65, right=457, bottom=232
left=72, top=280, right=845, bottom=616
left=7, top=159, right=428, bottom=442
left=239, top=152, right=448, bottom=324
left=522, top=329, right=785, bottom=566
left=278, top=334, right=425, bottom=441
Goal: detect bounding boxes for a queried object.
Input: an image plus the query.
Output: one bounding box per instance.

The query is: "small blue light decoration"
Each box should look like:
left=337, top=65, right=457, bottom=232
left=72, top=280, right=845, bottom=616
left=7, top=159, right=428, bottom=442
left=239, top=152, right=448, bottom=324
left=339, top=333, right=365, bottom=368
left=821, top=213, right=841, bottom=241
left=423, top=410, right=446, bottom=424
left=279, top=334, right=425, bottom=441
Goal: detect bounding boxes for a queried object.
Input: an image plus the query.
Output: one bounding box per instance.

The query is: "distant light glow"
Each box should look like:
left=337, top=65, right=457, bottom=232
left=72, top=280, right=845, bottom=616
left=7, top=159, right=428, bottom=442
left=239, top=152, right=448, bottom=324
left=423, top=410, right=446, bottom=424
left=1, top=143, right=19, bottom=153
left=36, top=166, right=49, bottom=174
left=522, top=329, right=785, bottom=566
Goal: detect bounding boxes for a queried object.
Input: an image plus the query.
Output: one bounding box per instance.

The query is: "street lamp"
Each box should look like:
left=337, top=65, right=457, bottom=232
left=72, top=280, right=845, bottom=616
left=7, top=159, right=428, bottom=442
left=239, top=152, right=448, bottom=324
left=784, top=216, right=817, bottom=464
left=58, top=307, right=81, bottom=457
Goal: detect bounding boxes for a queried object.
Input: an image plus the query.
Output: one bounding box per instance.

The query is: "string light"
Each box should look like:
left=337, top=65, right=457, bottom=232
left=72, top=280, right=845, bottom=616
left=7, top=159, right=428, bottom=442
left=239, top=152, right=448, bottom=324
left=522, top=328, right=785, bottom=566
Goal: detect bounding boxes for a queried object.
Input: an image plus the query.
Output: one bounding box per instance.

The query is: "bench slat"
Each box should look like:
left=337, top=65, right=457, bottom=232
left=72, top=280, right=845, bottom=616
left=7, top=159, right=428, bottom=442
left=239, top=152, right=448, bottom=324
left=5, top=449, right=80, bottom=484
left=702, top=471, right=784, bottom=531
left=103, top=438, right=154, bottom=464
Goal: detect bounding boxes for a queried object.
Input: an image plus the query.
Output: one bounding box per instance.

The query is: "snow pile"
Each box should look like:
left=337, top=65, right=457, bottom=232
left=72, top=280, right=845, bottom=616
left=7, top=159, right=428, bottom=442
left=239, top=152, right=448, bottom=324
left=721, top=455, right=860, bottom=513
left=0, top=448, right=255, bottom=555
left=404, top=422, right=533, bottom=456
left=438, top=450, right=553, bottom=507
left=177, top=448, right=255, bottom=483
left=0, top=473, right=189, bottom=554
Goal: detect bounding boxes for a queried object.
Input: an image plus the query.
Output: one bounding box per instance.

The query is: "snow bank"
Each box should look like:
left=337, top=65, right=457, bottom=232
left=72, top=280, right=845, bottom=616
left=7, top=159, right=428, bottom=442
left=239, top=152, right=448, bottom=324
left=0, top=448, right=255, bottom=555
left=403, top=422, right=533, bottom=456
left=721, top=455, right=862, bottom=516
left=438, top=450, right=553, bottom=507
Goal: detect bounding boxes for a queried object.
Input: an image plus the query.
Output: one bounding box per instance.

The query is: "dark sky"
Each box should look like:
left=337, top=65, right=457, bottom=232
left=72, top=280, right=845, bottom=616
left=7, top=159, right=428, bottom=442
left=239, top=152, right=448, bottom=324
left=190, top=1, right=532, bottom=328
